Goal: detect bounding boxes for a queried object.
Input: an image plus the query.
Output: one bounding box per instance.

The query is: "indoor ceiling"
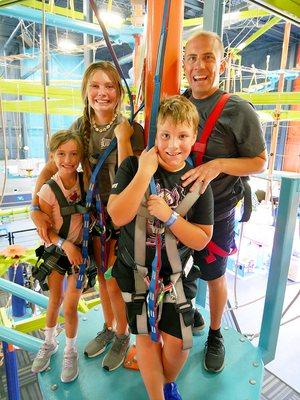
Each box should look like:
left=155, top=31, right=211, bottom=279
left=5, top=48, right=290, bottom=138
left=0, top=0, right=299, bottom=65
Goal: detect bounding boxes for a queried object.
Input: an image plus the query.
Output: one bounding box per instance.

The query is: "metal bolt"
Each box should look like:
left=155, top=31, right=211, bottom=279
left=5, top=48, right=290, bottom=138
left=51, top=384, right=58, bottom=391
left=224, top=326, right=229, bottom=330
left=240, top=337, right=245, bottom=342
left=82, top=317, right=87, bottom=321
left=249, top=379, right=256, bottom=385
left=252, top=361, right=259, bottom=367
left=94, top=307, right=99, bottom=311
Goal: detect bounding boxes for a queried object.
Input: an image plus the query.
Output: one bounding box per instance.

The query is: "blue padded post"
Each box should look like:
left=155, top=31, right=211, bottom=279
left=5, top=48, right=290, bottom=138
left=3, top=341, right=20, bottom=400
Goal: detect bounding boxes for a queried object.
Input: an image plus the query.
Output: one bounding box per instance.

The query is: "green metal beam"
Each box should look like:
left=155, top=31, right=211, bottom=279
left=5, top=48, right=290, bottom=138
left=257, top=109, right=300, bottom=121
left=22, top=0, right=83, bottom=19
left=232, top=16, right=281, bottom=53
left=249, top=0, right=300, bottom=24
left=0, top=0, right=26, bottom=7
left=237, top=91, right=300, bottom=105
left=183, top=9, right=271, bottom=27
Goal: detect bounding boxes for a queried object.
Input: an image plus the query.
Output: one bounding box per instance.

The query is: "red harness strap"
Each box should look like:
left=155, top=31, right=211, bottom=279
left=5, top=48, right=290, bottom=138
left=192, top=93, right=231, bottom=166
left=204, top=241, right=237, bottom=264
left=192, top=93, right=235, bottom=263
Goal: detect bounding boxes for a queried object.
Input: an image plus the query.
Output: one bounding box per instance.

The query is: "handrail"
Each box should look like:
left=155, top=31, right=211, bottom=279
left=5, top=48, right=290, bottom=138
left=0, top=326, right=43, bottom=353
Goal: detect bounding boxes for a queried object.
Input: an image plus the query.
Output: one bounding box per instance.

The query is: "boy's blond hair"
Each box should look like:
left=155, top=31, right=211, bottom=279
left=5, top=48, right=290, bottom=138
left=158, top=95, right=199, bottom=132
left=49, top=130, right=84, bottom=160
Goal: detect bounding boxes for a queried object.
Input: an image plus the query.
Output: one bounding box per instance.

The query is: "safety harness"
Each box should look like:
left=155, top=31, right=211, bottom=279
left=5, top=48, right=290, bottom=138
left=192, top=92, right=252, bottom=263
left=33, top=172, right=97, bottom=289
left=121, top=184, right=201, bottom=350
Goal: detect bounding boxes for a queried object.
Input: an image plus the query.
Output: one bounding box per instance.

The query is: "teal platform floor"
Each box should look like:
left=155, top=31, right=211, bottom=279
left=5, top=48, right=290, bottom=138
left=38, top=307, right=264, bottom=400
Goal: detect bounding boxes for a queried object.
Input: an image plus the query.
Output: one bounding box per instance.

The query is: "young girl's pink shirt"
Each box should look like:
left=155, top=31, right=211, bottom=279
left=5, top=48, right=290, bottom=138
left=38, top=173, right=83, bottom=244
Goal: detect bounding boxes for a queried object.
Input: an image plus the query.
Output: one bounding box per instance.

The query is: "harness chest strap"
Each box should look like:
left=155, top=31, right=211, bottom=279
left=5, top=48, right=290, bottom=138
left=47, top=172, right=87, bottom=240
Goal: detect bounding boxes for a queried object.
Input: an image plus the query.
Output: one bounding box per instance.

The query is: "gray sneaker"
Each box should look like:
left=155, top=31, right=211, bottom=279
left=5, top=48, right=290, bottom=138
left=102, top=334, right=130, bottom=371
left=31, top=341, right=58, bottom=373
left=61, top=349, right=79, bottom=383
left=84, top=324, right=115, bottom=358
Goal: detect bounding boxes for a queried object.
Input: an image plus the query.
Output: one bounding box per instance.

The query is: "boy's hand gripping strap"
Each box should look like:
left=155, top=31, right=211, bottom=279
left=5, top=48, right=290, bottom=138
left=77, top=138, right=117, bottom=289
left=147, top=0, right=171, bottom=343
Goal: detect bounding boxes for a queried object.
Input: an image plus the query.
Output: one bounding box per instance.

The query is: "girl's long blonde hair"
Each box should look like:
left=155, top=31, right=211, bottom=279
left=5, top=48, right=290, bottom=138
left=81, top=61, right=124, bottom=186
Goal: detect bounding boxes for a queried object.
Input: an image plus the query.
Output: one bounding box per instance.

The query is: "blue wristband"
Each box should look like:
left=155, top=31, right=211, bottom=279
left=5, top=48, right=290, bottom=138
left=165, top=211, right=179, bottom=227
left=29, top=204, right=40, bottom=211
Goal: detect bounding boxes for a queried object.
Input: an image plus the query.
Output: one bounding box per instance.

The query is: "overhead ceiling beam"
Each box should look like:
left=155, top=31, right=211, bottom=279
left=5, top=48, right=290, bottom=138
left=248, top=0, right=300, bottom=26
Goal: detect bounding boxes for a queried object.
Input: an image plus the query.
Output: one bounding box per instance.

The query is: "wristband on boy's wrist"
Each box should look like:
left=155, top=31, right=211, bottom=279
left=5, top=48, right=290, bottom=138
left=56, top=237, right=65, bottom=249
left=29, top=204, right=40, bottom=212
left=165, top=211, right=179, bottom=227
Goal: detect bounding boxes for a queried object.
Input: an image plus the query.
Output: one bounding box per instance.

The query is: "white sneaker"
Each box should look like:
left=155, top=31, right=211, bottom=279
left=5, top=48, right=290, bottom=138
left=31, top=341, right=58, bottom=373
left=61, top=349, right=79, bottom=383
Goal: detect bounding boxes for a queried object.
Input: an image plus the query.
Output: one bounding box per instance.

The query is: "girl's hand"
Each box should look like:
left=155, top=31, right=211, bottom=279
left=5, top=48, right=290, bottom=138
left=138, top=147, right=159, bottom=178
left=30, top=210, right=52, bottom=243
left=114, top=117, right=133, bottom=142
left=147, top=194, right=172, bottom=223
left=62, top=241, right=83, bottom=266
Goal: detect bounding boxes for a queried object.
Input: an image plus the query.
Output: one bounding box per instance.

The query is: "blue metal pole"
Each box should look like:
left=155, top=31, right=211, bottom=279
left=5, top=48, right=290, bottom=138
left=259, top=177, right=300, bottom=364
left=3, top=341, right=20, bottom=400
left=196, top=279, right=207, bottom=308
left=0, top=326, right=43, bottom=353
left=8, top=264, right=27, bottom=318
left=0, top=277, right=49, bottom=309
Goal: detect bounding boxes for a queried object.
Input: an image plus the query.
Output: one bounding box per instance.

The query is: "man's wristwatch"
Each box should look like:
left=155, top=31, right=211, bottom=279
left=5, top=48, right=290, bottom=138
left=29, top=204, right=41, bottom=212
left=165, top=211, right=179, bottom=227
left=56, top=237, right=65, bottom=249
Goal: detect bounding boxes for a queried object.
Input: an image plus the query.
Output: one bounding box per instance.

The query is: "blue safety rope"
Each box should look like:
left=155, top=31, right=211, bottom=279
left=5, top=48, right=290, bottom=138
left=147, top=0, right=171, bottom=343
left=77, top=138, right=117, bottom=289
left=77, top=1, right=137, bottom=288
left=89, top=0, right=134, bottom=123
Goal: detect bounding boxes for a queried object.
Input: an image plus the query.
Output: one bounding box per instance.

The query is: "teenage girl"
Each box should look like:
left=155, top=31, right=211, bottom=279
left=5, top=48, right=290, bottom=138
left=31, top=61, right=144, bottom=371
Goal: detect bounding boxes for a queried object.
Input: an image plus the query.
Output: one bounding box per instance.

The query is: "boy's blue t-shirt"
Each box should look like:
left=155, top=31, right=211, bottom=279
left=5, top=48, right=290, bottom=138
left=110, top=156, right=214, bottom=283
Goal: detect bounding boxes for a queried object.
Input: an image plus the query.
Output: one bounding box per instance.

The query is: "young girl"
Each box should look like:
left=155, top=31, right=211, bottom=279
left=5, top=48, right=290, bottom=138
left=31, top=130, right=85, bottom=382
left=108, top=96, right=214, bottom=400
left=31, top=61, right=144, bottom=371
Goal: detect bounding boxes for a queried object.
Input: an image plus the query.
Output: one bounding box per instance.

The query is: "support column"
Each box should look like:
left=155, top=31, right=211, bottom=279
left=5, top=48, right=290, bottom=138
left=144, top=0, right=184, bottom=140
left=83, top=1, right=93, bottom=67
left=266, top=22, right=291, bottom=200
left=203, top=0, right=225, bottom=38
left=283, top=43, right=300, bottom=173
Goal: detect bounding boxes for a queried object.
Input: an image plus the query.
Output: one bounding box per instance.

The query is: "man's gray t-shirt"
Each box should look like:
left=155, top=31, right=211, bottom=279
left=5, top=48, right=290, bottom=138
left=186, top=89, right=266, bottom=220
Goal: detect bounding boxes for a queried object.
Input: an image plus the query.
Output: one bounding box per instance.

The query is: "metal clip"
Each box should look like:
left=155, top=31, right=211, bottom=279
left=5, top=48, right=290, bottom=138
left=169, top=283, right=177, bottom=301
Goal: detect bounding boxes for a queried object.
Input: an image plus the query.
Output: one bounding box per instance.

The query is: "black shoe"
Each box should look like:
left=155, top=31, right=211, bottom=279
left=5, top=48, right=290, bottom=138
left=204, top=334, right=225, bottom=372
left=192, top=308, right=205, bottom=334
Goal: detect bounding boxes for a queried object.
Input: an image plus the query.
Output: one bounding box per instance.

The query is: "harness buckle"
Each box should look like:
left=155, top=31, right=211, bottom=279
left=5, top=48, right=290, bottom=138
left=169, top=283, right=177, bottom=301
left=132, top=293, right=147, bottom=303
left=175, top=301, right=192, bottom=314
left=151, top=219, right=165, bottom=235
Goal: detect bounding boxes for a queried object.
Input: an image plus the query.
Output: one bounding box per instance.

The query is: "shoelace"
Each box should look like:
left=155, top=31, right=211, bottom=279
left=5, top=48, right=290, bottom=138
left=37, top=343, right=52, bottom=358
left=206, top=336, right=223, bottom=354
left=111, top=336, right=128, bottom=353
left=96, top=329, right=112, bottom=342
left=63, top=353, right=76, bottom=369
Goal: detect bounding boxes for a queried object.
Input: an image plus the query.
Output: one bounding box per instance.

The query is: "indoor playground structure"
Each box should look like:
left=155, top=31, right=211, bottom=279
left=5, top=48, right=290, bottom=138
left=0, top=1, right=299, bottom=399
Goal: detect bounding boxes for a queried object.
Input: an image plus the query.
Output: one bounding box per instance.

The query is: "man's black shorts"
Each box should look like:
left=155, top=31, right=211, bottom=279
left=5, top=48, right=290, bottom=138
left=193, top=210, right=236, bottom=281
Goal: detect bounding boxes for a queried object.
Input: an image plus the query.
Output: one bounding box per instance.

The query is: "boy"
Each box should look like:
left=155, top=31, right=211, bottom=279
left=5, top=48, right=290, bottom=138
left=107, top=96, right=214, bottom=400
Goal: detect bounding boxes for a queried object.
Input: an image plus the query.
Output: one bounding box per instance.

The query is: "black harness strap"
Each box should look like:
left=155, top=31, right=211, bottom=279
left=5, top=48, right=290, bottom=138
left=47, top=172, right=86, bottom=239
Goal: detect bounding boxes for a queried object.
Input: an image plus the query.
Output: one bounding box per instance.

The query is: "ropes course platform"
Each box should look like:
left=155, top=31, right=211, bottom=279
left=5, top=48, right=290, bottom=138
left=37, top=307, right=264, bottom=400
